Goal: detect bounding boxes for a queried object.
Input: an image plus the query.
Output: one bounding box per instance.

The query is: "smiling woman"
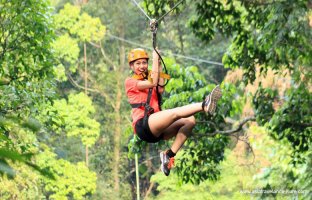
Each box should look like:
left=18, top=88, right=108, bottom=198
left=125, top=48, right=222, bottom=176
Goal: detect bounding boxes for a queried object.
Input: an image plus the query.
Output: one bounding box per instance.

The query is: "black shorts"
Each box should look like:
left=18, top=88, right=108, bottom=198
left=135, top=117, right=164, bottom=143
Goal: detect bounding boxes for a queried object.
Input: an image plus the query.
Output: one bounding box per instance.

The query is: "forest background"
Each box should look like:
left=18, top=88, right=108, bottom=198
left=0, top=0, right=311, bottom=199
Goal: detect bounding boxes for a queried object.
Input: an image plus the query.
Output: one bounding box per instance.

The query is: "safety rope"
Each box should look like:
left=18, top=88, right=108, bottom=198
left=150, top=19, right=169, bottom=87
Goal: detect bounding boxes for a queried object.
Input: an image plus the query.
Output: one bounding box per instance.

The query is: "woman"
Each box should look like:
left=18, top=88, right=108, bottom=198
left=125, top=48, right=222, bottom=176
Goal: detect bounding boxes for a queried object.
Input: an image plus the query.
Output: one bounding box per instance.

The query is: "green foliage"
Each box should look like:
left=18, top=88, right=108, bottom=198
left=37, top=148, right=97, bottom=199
left=0, top=147, right=32, bottom=178
left=52, top=34, right=79, bottom=66
left=149, top=172, right=215, bottom=200
left=268, top=84, right=312, bottom=163
left=253, top=86, right=277, bottom=126
left=55, top=3, right=106, bottom=42
left=128, top=133, right=147, bottom=159
left=0, top=0, right=57, bottom=177
left=52, top=92, right=100, bottom=146
left=0, top=0, right=55, bottom=81
left=0, top=162, right=43, bottom=199
left=150, top=125, right=312, bottom=200
left=252, top=81, right=311, bottom=163
left=143, top=0, right=186, bottom=20
left=53, top=3, right=106, bottom=79
left=52, top=33, right=80, bottom=80
left=218, top=82, right=244, bottom=118
left=190, top=0, right=312, bottom=83
left=176, top=135, right=228, bottom=184
left=190, top=0, right=242, bottom=41
left=252, top=126, right=312, bottom=200
left=149, top=148, right=257, bottom=200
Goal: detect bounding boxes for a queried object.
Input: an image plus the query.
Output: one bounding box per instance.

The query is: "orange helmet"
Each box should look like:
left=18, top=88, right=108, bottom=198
left=128, top=48, right=149, bottom=64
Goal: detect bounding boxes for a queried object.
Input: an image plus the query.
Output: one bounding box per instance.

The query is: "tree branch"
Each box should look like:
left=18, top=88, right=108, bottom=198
left=86, top=75, right=117, bottom=110
left=67, top=73, right=116, bottom=110
left=194, top=116, right=256, bottom=138
left=144, top=181, right=155, bottom=199
left=125, top=155, right=159, bottom=179
left=232, top=134, right=256, bottom=166
left=88, top=41, right=117, bottom=69
left=67, top=73, right=99, bottom=93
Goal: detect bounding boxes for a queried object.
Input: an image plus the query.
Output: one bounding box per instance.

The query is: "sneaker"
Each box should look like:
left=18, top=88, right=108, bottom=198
left=160, top=151, right=175, bottom=176
left=203, top=85, right=222, bottom=115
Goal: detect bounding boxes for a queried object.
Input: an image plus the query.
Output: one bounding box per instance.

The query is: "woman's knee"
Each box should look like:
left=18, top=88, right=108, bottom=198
left=186, top=116, right=196, bottom=128
left=168, top=111, right=180, bottom=121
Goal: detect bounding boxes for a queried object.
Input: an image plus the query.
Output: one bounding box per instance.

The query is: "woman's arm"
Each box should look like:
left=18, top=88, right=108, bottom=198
left=157, top=59, right=165, bottom=93
left=136, top=49, right=161, bottom=90
left=150, top=49, right=160, bottom=86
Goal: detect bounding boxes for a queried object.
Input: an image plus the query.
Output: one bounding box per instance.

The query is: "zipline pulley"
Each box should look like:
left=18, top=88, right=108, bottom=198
left=149, top=19, right=158, bottom=48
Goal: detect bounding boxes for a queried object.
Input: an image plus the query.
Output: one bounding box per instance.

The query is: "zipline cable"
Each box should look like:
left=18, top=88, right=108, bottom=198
left=106, top=33, right=223, bottom=66
left=129, top=0, right=152, bottom=21
left=156, top=0, right=186, bottom=22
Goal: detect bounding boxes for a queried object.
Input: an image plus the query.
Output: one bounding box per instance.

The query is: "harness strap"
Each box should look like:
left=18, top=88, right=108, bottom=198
left=130, top=103, right=145, bottom=108
left=129, top=89, right=153, bottom=127
left=143, top=88, right=153, bottom=127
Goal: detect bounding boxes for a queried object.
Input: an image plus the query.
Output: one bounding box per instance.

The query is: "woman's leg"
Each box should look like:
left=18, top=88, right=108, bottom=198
left=149, top=85, right=222, bottom=137
left=158, top=116, right=196, bottom=176
left=161, top=116, right=196, bottom=153
left=148, top=102, right=202, bottom=137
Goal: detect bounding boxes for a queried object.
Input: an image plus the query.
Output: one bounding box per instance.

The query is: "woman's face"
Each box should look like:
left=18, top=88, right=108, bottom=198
left=131, top=58, right=148, bottom=75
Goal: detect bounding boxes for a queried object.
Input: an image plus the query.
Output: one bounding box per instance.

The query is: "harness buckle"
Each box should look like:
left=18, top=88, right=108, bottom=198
left=144, top=103, right=154, bottom=115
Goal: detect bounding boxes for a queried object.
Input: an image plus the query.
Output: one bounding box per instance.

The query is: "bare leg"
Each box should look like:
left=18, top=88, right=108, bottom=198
left=148, top=102, right=202, bottom=137
left=161, top=116, right=196, bottom=153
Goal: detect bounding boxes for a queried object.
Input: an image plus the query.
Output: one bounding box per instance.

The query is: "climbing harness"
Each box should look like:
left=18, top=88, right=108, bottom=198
left=130, top=70, right=170, bottom=127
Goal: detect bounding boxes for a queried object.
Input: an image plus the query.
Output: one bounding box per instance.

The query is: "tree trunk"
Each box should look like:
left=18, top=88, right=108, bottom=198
left=84, top=42, right=89, bottom=167
left=113, top=79, right=121, bottom=193
left=177, top=24, right=184, bottom=54
left=112, top=28, right=126, bottom=194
